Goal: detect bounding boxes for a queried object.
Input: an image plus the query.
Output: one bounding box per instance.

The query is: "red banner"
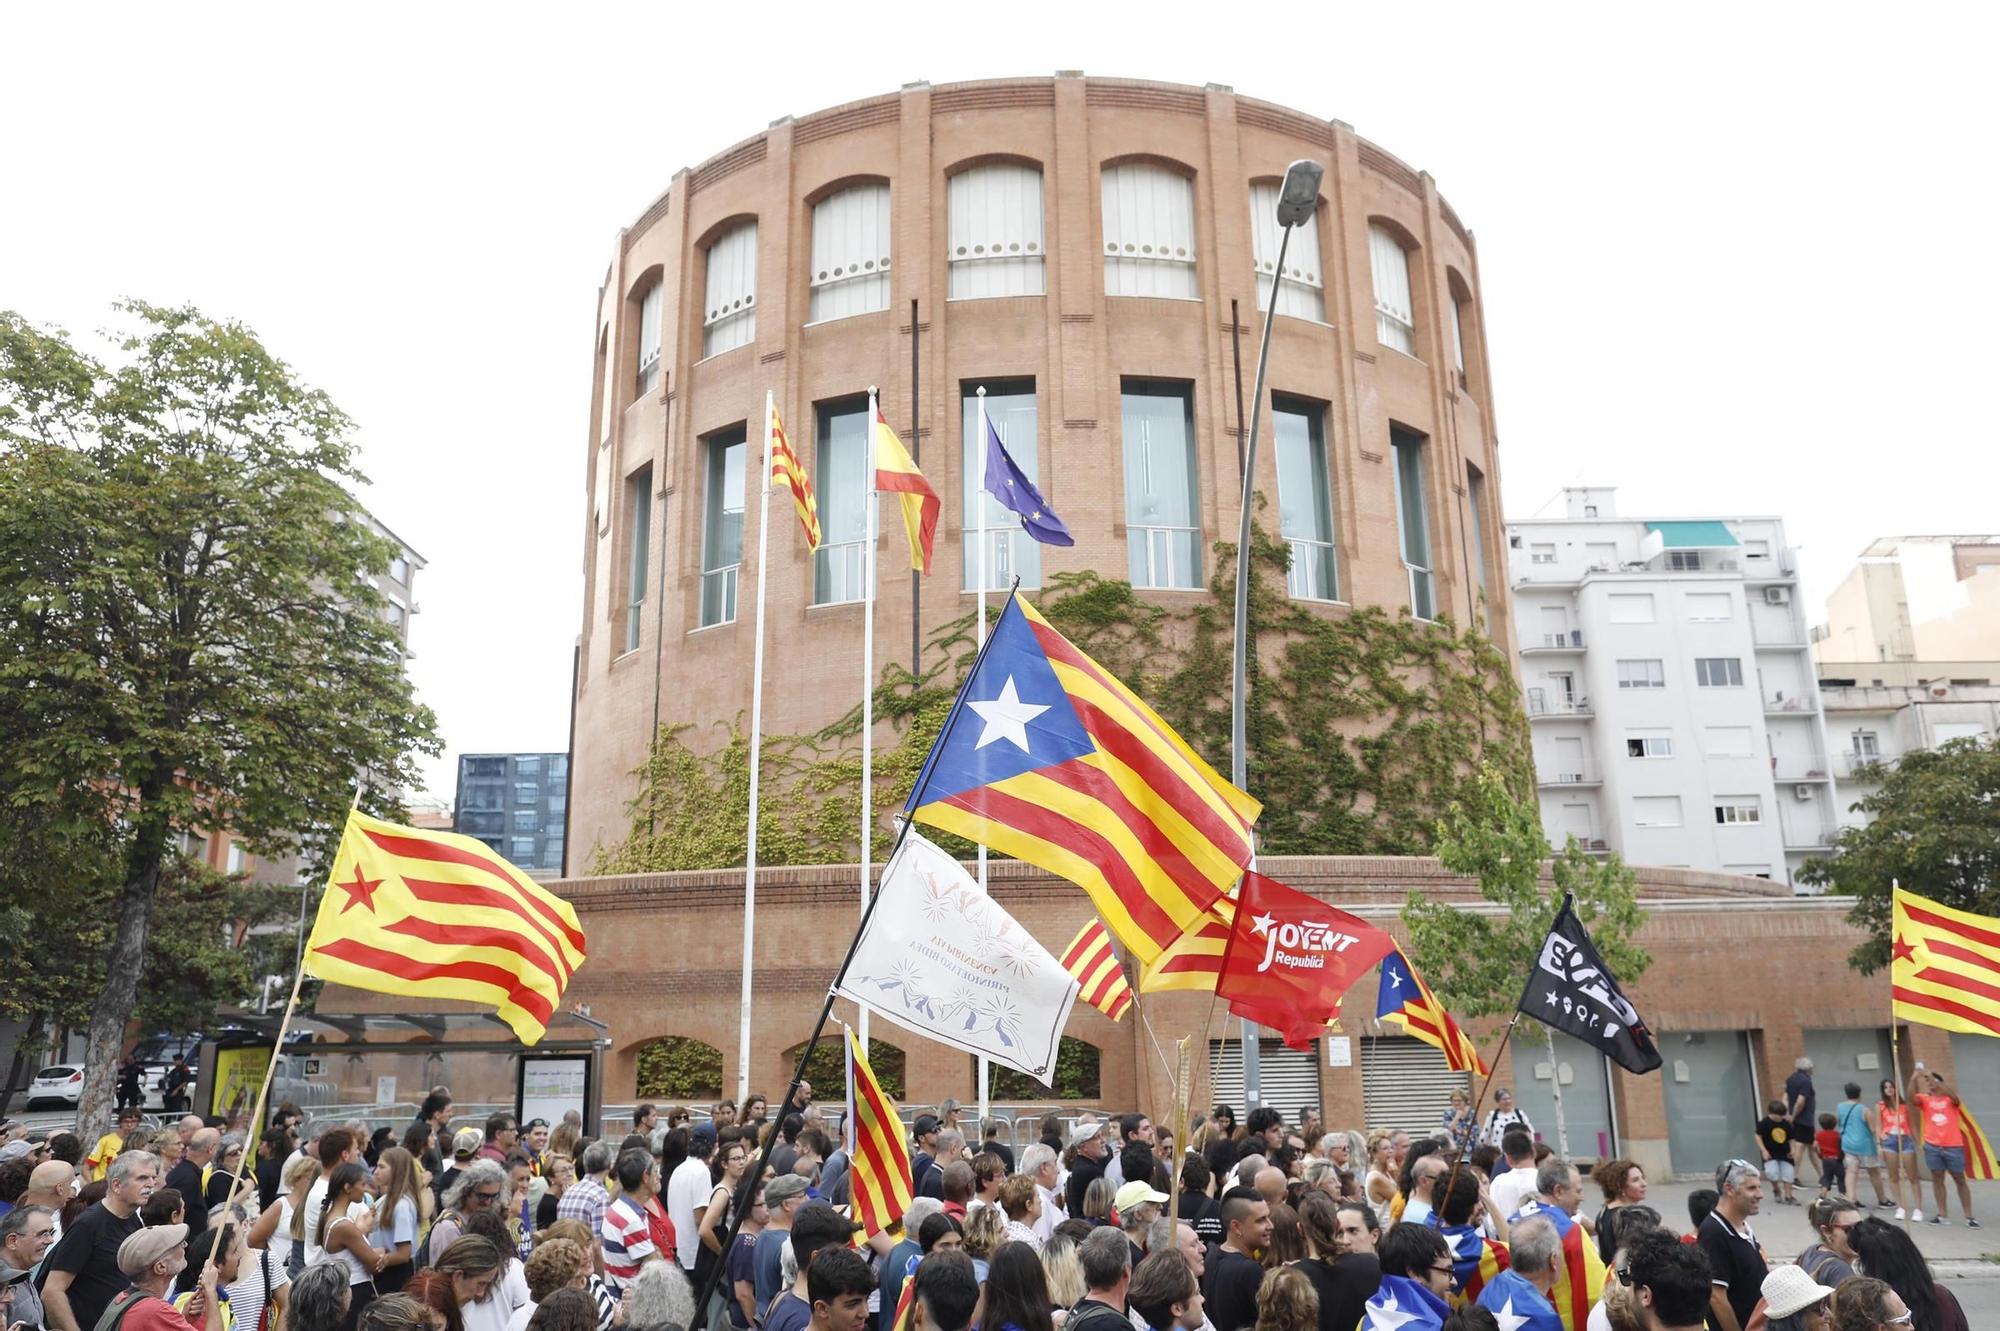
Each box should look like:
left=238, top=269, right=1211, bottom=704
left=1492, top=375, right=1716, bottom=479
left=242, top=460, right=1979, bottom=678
left=1217, top=872, right=1396, bottom=1048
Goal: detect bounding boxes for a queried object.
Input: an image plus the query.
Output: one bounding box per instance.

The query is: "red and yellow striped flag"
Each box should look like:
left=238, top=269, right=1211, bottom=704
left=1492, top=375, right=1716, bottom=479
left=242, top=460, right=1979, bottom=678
left=1961, top=1107, right=1999, bottom=1181
left=1139, top=905, right=1231, bottom=994
left=1891, top=886, right=2000, bottom=1038
left=846, top=1027, right=914, bottom=1238
left=1061, top=920, right=1133, bottom=1021
left=303, top=810, right=587, bottom=1044
left=873, top=405, right=938, bottom=574
left=769, top=401, right=821, bottom=549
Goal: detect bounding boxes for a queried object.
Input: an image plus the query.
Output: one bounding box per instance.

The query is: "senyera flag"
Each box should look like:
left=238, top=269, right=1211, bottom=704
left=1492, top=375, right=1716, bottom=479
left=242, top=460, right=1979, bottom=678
left=1215, top=871, right=1396, bottom=1049
left=1061, top=920, right=1134, bottom=1021
left=304, top=810, right=587, bottom=1043
left=845, top=1027, right=914, bottom=1238
left=769, top=400, right=821, bottom=549
left=1961, top=1106, right=1999, bottom=1181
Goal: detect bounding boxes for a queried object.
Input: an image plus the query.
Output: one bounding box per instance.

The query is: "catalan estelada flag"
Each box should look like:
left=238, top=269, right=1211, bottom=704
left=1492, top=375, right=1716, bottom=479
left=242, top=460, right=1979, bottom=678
left=1960, top=1106, right=1999, bottom=1181
left=1061, top=920, right=1133, bottom=1021
left=1140, top=903, right=1231, bottom=994
left=303, top=811, right=586, bottom=1044
left=905, top=592, right=1260, bottom=963
left=1438, top=1223, right=1509, bottom=1307
left=769, top=401, right=820, bottom=549
left=1378, top=947, right=1488, bottom=1075
left=845, top=1027, right=914, bottom=1239
left=873, top=402, right=938, bottom=574
left=1892, top=886, right=2000, bottom=1038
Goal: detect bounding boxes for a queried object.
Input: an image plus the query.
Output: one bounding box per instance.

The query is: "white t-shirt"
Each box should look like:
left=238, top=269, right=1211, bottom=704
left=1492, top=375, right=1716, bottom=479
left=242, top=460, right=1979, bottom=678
left=1488, top=1166, right=1539, bottom=1220
left=505, top=1302, right=537, bottom=1331
left=301, top=1177, right=330, bottom=1264
left=665, top=1158, right=712, bottom=1268
left=463, top=1260, right=531, bottom=1331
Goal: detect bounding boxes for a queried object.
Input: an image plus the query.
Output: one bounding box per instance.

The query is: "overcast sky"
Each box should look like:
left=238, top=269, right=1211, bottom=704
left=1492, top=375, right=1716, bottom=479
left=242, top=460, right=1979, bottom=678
left=6, top=5, right=1996, bottom=801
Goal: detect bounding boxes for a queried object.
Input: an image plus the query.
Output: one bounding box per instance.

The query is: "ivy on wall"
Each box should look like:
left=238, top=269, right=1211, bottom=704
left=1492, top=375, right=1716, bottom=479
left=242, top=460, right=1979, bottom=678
left=634, top=1035, right=725, bottom=1100
left=988, top=1036, right=1101, bottom=1101
left=593, top=524, right=1532, bottom=873
left=784, top=1037, right=907, bottom=1100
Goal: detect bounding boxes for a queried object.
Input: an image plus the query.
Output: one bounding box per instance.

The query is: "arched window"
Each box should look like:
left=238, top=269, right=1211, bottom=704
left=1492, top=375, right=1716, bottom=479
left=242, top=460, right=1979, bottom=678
left=948, top=163, right=1046, bottom=298
left=783, top=1037, right=906, bottom=1100
left=1102, top=163, right=1197, bottom=300
left=1249, top=181, right=1325, bottom=321
left=634, top=278, right=664, bottom=395
left=702, top=221, right=758, bottom=358
left=1446, top=270, right=1476, bottom=389
left=989, top=1037, right=1100, bottom=1100
left=1368, top=222, right=1417, bottom=355
left=633, top=1035, right=724, bottom=1100
left=809, top=184, right=891, bottom=323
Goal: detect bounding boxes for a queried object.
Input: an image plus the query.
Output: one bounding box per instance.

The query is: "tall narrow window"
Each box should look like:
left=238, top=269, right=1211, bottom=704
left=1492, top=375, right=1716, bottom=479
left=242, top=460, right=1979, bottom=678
left=1368, top=224, right=1416, bottom=355
left=809, top=184, right=891, bottom=323
left=1447, top=283, right=1470, bottom=382
left=636, top=280, right=663, bottom=395
left=948, top=165, right=1045, bottom=299
left=702, top=221, right=757, bottom=358
left=1272, top=396, right=1337, bottom=601
left=1102, top=164, right=1197, bottom=300
left=1466, top=464, right=1490, bottom=605
left=1122, top=382, right=1201, bottom=589
left=1391, top=427, right=1433, bottom=619
left=624, top=467, right=652, bottom=653
left=700, top=428, right=746, bottom=626
left=1249, top=182, right=1324, bottom=321
left=813, top=399, right=869, bottom=605
left=962, top=382, right=1042, bottom=592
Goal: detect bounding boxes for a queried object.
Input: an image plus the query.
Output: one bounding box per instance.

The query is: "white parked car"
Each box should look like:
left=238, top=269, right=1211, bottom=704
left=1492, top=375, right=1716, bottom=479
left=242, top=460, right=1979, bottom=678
left=26, top=1065, right=84, bottom=1109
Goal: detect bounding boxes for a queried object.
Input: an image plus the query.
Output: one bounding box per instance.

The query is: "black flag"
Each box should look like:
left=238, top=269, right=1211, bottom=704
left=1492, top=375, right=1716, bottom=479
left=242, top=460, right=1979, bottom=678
left=1516, top=895, right=1662, bottom=1073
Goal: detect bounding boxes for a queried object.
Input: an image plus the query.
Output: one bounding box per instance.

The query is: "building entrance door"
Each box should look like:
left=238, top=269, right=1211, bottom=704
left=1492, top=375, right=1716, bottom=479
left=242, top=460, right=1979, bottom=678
left=1663, top=1030, right=1760, bottom=1177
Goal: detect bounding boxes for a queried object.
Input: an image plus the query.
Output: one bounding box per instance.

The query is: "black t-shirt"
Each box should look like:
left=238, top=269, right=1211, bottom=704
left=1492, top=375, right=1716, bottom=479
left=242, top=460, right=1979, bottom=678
left=1696, top=1212, right=1767, bottom=1330
left=1295, top=1254, right=1379, bottom=1331
left=1179, top=1190, right=1224, bottom=1245
left=38, top=1202, right=144, bottom=1331
left=256, top=1156, right=284, bottom=1213
left=1065, top=1154, right=1105, bottom=1219
left=982, top=1139, right=1016, bottom=1172
left=1785, top=1071, right=1816, bottom=1130
left=1754, top=1117, right=1792, bottom=1161
left=1202, top=1247, right=1266, bottom=1331
left=165, top=1159, right=209, bottom=1237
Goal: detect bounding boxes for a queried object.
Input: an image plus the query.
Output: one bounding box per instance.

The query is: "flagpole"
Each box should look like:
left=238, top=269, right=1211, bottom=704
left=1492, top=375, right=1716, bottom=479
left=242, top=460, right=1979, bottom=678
left=693, top=584, right=1024, bottom=1324
left=1889, top=877, right=1910, bottom=1230
left=1440, top=1010, right=1523, bottom=1231
left=738, top=390, right=777, bottom=1103
left=861, top=386, right=880, bottom=1051
left=976, top=385, right=991, bottom=1127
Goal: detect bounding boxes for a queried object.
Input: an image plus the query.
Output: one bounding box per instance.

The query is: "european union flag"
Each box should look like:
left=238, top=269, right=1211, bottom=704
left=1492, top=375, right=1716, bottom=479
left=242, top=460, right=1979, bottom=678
left=983, top=415, right=1073, bottom=547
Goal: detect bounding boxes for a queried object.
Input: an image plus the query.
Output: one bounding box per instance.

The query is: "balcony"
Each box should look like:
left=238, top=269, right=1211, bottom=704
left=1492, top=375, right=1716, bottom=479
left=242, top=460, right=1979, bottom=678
left=1764, top=694, right=1819, bottom=717
left=1537, top=770, right=1602, bottom=789
left=1744, top=549, right=1800, bottom=582
left=1771, top=754, right=1831, bottom=783
left=1835, top=750, right=1887, bottom=779
left=1526, top=690, right=1593, bottom=720
left=1523, top=630, right=1586, bottom=654
left=1784, top=823, right=1838, bottom=853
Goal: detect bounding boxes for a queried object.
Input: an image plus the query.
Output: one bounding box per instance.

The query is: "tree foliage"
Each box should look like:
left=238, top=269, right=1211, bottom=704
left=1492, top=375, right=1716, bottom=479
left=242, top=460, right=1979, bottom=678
left=0, top=302, right=439, bottom=1139
left=785, top=1037, right=907, bottom=1101
left=634, top=1036, right=726, bottom=1101
left=1799, top=737, right=2000, bottom=973
left=1402, top=764, right=1650, bottom=1021
left=989, top=1035, right=1101, bottom=1101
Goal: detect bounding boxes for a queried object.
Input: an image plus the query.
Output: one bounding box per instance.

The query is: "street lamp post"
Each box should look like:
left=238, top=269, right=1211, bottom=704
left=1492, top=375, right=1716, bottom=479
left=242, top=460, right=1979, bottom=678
left=1231, top=158, right=1324, bottom=1109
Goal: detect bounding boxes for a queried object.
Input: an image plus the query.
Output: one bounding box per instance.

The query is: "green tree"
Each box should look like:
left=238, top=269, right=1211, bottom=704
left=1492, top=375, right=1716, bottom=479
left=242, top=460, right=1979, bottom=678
left=1401, top=764, right=1649, bottom=1149
left=1799, top=737, right=2000, bottom=972
left=0, top=302, right=439, bottom=1139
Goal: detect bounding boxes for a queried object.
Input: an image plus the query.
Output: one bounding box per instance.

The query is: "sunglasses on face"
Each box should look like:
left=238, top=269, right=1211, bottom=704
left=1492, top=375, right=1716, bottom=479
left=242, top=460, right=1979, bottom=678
left=474, top=1189, right=502, bottom=1201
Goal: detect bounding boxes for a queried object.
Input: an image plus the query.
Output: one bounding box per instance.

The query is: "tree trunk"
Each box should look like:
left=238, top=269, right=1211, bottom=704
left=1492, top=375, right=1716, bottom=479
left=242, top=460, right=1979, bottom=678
left=1543, top=1023, right=1571, bottom=1158
left=77, top=804, right=169, bottom=1142
left=0, top=1013, right=45, bottom=1117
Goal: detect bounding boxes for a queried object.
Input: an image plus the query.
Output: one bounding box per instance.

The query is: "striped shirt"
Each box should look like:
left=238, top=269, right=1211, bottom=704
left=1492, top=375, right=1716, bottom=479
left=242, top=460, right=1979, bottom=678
left=601, top=1195, right=656, bottom=1291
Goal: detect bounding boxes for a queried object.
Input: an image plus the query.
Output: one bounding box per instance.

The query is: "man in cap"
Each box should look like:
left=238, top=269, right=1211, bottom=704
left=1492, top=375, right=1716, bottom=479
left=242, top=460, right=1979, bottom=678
left=100, top=1224, right=224, bottom=1331
left=435, top=1126, right=482, bottom=1204
left=911, top=1116, right=945, bottom=1199
left=1116, top=1180, right=1168, bottom=1266
left=1066, top=1122, right=1110, bottom=1220
left=753, top=1174, right=811, bottom=1310
left=40, top=1149, right=157, bottom=1331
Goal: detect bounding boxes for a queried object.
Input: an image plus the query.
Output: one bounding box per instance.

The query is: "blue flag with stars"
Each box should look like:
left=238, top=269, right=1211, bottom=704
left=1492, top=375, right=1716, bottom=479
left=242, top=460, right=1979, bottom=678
left=983, top=413, right=1072, bottom=546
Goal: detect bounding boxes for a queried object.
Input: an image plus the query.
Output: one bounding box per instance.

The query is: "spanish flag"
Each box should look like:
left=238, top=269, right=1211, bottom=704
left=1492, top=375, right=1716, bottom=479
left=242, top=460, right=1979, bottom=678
left=1060, top=920, right=1134, bottom=1021
left=873, top=403, right=938, bottom=574
left=845, top=1027, right=914, bottom=1238
left=304, top=811, right=587, bottom=1043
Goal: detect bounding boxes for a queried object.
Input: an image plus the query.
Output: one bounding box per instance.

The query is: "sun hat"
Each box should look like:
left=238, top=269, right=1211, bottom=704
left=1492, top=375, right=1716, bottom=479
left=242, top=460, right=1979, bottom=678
left=1760, top=1266, right=1835, bottom=1320
left=1114, top=1180, right=1169, bottom=1212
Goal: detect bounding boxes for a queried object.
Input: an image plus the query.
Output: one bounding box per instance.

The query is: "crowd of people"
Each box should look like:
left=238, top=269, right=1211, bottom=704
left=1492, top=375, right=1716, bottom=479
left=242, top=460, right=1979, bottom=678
left=0, top=1078, right=1977, bottom=1331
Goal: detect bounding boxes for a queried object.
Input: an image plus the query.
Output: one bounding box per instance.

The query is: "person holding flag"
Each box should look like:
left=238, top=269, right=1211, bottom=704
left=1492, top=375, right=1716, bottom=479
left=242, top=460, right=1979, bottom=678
left=1473, top=1218, right=1565, bottom=1331
left=1430, top=1169, right=1509, bottom=1306
left=1505, top=1161, right=1603, bottom=1331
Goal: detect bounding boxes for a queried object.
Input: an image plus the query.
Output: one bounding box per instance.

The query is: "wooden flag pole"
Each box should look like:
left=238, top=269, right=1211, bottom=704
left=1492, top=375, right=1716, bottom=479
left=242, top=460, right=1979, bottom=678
left=1168, top=1033, right=1193, bottom=1226
left=1888, top=877, right=1913, bottom=1231
left=1439, top=1010, right=1523, bottom=1228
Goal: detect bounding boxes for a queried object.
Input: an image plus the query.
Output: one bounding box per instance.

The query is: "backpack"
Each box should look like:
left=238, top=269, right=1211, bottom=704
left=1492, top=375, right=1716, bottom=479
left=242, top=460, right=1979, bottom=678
left=1067, top=1298, right=1132, bottom=1331
left=93, top=1290, right=166, bottom=1331
left=414, top=1209, right=462, bottom=1270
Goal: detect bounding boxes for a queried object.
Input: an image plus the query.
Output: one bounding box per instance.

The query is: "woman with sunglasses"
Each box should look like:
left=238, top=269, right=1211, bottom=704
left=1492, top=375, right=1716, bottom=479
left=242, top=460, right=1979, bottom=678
left=1830, top=1277, right=1913, bottom=1331
left=1798, top=1195, right=1861, bottom=1288
left=1846, top=1219, right=1968, bottom=1331
left=1875, top=1079, right=1919, bottom=1221
left=1758, top=1266, right=1836, bottom=1331
left=204, top=1136, right=249, bottom=1216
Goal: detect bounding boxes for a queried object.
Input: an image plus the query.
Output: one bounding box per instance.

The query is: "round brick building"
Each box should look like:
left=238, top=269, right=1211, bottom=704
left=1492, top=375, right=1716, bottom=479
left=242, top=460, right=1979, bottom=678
left=571, top=74, right=1509, bottom=867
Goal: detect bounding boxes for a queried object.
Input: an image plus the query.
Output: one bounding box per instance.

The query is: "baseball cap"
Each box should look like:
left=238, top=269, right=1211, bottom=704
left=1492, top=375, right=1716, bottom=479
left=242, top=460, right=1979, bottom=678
left=0, top=1141, right=30, bottom=1162
left=1114, top=1180, right=1169, bottom=1212
left=692, top=1121, right=718, bottom=1144
left=118, top=1223, right=189, bottom=1277
left=913, top=1114, right=941, bottom=1137
left=452, top=1127, right=482, bottom=1160
left=1067, top=1122, right=1105, bottom=1149
left=765, top=1173, right=810, bottom=1204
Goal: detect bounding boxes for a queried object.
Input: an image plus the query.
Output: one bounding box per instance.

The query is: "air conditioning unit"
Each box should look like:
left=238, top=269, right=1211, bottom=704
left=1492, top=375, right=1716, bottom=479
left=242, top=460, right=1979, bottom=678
left=1765, top=586, right=1791, bottom=605
left=1793, top=784, right=1814, bottom=801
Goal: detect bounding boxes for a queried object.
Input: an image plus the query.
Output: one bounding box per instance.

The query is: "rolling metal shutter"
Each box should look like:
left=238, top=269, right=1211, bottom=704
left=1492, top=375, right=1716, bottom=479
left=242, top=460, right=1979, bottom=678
left=1209, top=1038, right=1320, bottom=1122
left=1362, top=1036, right=1470, bottom=1135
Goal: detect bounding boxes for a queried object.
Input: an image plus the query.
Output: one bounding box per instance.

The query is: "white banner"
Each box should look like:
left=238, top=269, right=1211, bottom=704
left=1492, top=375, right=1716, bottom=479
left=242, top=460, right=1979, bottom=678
left=836, top=832, right=1079, bottom=1085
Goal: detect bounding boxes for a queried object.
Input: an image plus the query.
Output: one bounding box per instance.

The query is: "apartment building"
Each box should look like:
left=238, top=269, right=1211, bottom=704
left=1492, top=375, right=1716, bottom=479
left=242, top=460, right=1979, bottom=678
left=1507, top=488, right=1839, bottom=888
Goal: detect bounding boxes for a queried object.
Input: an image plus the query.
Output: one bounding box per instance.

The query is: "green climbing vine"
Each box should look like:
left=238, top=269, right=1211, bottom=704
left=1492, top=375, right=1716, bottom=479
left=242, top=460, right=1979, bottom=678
left=592, top=522, right=1531, bottom=873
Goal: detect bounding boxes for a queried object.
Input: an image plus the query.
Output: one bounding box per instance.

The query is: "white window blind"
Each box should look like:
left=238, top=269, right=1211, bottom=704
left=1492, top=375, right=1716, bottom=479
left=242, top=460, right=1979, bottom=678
left=1102, top=164, right=1197, bottom=299
left=1633, top=795, right=1682, bottom=828
left=702, top=221, right=757, bottom=358
left=948, top=165, right=1045, bottom=299
left=637, top=281, right=663, bottom=393
left=1369, top=224, right=1416, bottom=354
left=1686, top=592, right=1733, bottom=621
left=1608, top=593, right=1655, bottom=623
left=1449, top=294, right=1467, bottom=373
left=1249, top=181, right=1324, bottom=321
left=809, top=184, right=891, bottom=323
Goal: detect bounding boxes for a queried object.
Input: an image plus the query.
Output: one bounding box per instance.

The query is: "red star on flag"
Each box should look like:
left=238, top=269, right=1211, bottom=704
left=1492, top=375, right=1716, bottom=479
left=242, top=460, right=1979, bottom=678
left=334, top=866, right=384, bottom=914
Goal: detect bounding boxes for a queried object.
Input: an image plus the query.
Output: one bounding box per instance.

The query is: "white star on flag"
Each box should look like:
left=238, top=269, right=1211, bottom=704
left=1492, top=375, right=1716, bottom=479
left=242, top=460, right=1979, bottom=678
left=1250, top=911, right=1276, bottom=937
left=1491, top=1297, right=1529, bottom=1331
left=1363, top=1292, right=1417, bottom=1331
left=968, top=675, right=1050, bottom=752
